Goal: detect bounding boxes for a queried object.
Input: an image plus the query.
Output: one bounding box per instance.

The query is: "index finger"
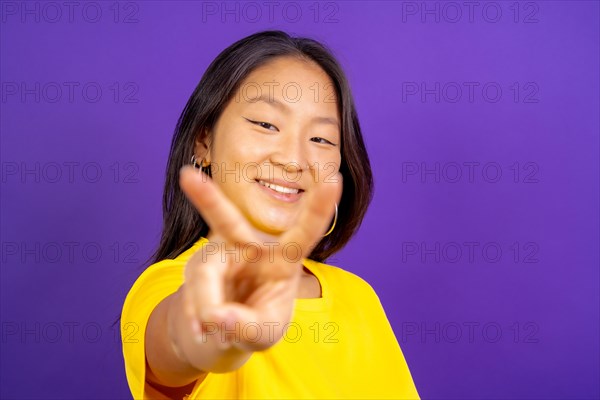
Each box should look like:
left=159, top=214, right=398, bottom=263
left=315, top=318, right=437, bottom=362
left=179, top=165, right=256, bottom=245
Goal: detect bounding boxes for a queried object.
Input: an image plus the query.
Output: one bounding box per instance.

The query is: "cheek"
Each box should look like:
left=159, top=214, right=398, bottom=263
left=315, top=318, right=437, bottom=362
left=220, top=132, right=269, bottom=163
left=209, top=152, right=269, bottom=199
left=212, top=137, right=257, bottom=171
left=311, top=153, right=341, bottom=181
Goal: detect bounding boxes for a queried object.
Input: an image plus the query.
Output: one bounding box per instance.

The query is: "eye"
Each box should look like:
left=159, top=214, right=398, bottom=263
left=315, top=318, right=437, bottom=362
left=258, top=121, right=277, bottom=131
left=311, top=137, right=336, bottom=146
left=244, top=117, right=279, bottom=131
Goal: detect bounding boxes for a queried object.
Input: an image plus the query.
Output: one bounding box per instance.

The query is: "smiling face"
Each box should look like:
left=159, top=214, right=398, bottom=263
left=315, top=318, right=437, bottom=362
left=194, top=56, right=342, bottom=235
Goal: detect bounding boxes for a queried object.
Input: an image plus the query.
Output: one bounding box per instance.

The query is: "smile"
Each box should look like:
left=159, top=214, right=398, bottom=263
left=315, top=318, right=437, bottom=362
left=257, top=180, right=303, bottom=194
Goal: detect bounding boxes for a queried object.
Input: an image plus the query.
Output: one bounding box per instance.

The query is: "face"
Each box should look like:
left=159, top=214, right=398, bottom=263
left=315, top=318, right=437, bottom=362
left=195, top=56, right=342, bottom=235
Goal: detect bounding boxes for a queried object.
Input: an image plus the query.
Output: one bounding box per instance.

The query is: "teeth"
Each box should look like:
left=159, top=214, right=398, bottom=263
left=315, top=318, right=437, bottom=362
left=258, top=180, right=300, bottom=194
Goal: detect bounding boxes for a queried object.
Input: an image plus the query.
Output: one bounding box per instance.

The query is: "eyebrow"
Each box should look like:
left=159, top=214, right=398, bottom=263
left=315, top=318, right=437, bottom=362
left=248, top=94, right=340, bottom=128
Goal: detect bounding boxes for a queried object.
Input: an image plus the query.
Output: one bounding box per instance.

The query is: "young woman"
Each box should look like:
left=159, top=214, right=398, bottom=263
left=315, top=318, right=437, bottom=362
left=121, top=30, right=420, bottom=399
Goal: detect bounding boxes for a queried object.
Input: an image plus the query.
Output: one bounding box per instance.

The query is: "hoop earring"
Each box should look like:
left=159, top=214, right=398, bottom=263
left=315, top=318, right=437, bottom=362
left=191, top=154, right=199, bottom=169
left=323, top=202, right=338, bottom=237
left=191, top=154, right=210, bottom=170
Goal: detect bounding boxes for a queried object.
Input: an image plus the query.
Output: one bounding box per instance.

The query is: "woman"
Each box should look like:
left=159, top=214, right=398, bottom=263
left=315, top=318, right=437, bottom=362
left=121, top=30, right=420, bottom=399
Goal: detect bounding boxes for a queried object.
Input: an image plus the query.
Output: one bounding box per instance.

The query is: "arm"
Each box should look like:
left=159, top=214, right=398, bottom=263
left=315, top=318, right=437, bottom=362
left=145, top=286, right=252, bottom=389
left=141, top=166, right=342, bottom=392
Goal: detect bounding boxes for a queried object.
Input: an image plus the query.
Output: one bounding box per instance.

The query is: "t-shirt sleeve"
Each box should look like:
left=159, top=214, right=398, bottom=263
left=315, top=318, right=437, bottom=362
left=333, top=268, right=421, bottom=399
left=120, top=259, right=186, bottom=399
left=361, top=283, right=421, bottom=399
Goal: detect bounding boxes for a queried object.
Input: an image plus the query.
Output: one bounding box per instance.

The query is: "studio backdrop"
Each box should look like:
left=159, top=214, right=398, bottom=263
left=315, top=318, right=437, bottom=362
left=1, top=1, right=598, bottom=399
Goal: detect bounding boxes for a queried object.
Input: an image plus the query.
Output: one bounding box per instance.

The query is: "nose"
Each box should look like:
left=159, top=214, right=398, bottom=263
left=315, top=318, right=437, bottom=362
left=269, top=130, right=310, bottom=176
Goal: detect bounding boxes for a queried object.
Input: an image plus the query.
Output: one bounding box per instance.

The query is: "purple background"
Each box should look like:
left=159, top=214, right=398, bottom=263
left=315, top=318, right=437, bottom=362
left=1, top=1, right=599, bottom=399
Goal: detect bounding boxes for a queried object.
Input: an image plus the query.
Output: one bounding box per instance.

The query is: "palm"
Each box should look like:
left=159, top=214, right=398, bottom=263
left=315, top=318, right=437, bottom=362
left=178, top=165, right=342, bottom=352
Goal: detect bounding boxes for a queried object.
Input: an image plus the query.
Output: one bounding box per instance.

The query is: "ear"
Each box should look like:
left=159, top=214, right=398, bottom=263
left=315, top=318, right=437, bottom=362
left=193, top=129, right=212, bottom=165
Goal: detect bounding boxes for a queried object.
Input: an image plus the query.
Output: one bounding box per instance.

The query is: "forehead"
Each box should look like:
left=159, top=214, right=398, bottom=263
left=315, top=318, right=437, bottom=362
left=234, top=56, right=339, bottom=109
left=245, top=56, right=332, bottom=84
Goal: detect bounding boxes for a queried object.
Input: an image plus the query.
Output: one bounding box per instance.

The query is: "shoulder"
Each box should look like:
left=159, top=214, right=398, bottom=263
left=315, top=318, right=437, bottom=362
left=304, top=258, right=373, bottom=288
left=120, top=257, right=182, bottom=325
left=125, top=237, right=209, bottom=296
left=303, top=258, right=380, bottom=303
left=122, top=238, right=207, bottom=318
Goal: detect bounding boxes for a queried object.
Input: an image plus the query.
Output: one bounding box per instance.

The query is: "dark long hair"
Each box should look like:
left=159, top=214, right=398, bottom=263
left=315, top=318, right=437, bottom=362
left=150, top=30, right=373, bottom=264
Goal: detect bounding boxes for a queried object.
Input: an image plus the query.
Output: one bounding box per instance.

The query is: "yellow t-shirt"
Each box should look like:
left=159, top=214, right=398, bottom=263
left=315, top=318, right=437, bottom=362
left=121, top=237, right=420, bottom=399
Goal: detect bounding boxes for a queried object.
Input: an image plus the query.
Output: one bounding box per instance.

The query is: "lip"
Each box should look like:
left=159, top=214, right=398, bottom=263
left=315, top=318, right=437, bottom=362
left=256, top=178, right=304, bottom=191
left=255, top=179, right=304, bottom=203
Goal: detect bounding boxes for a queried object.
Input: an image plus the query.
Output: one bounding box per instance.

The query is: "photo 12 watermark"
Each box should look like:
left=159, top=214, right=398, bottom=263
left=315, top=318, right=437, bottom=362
left=191, top=161, right=341, bottom=185
left=400, top=161, right=540, bottom=184
left=1, top=241, right=141, bottom=265
left=1, top=2, right=140, bottom=24
left=400, top=321, right=540, bottom=344
left=199, top=1, right=340, bottom=24
left=1, top=81, right=140, bottom=104
left=399, top=2, right=540, bottom=24
left=401, top=82, right=540, bottom=104
left=232, top=81, right=337, bottom=104
left=1, top=161, right=140, bottom=184
left=196, top=321, right=340, bottom=345
left=401, top=241, right=540, bottom=264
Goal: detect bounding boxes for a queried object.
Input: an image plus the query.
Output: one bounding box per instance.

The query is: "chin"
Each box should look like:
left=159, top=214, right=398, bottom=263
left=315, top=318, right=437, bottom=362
left=250, top=213, right=294, bottom=236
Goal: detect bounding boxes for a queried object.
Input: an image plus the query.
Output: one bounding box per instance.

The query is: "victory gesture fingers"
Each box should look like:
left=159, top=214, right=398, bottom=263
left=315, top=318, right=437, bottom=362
left=176, top=165, right=342, bottom=354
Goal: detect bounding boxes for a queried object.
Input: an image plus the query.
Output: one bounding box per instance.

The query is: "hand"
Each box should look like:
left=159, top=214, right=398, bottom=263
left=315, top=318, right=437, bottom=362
left=177, top=165, right=342, bottom=354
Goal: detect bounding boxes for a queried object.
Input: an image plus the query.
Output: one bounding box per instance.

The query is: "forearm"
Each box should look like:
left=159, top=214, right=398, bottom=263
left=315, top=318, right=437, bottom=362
left=145, top=286, right=252, bottom=388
